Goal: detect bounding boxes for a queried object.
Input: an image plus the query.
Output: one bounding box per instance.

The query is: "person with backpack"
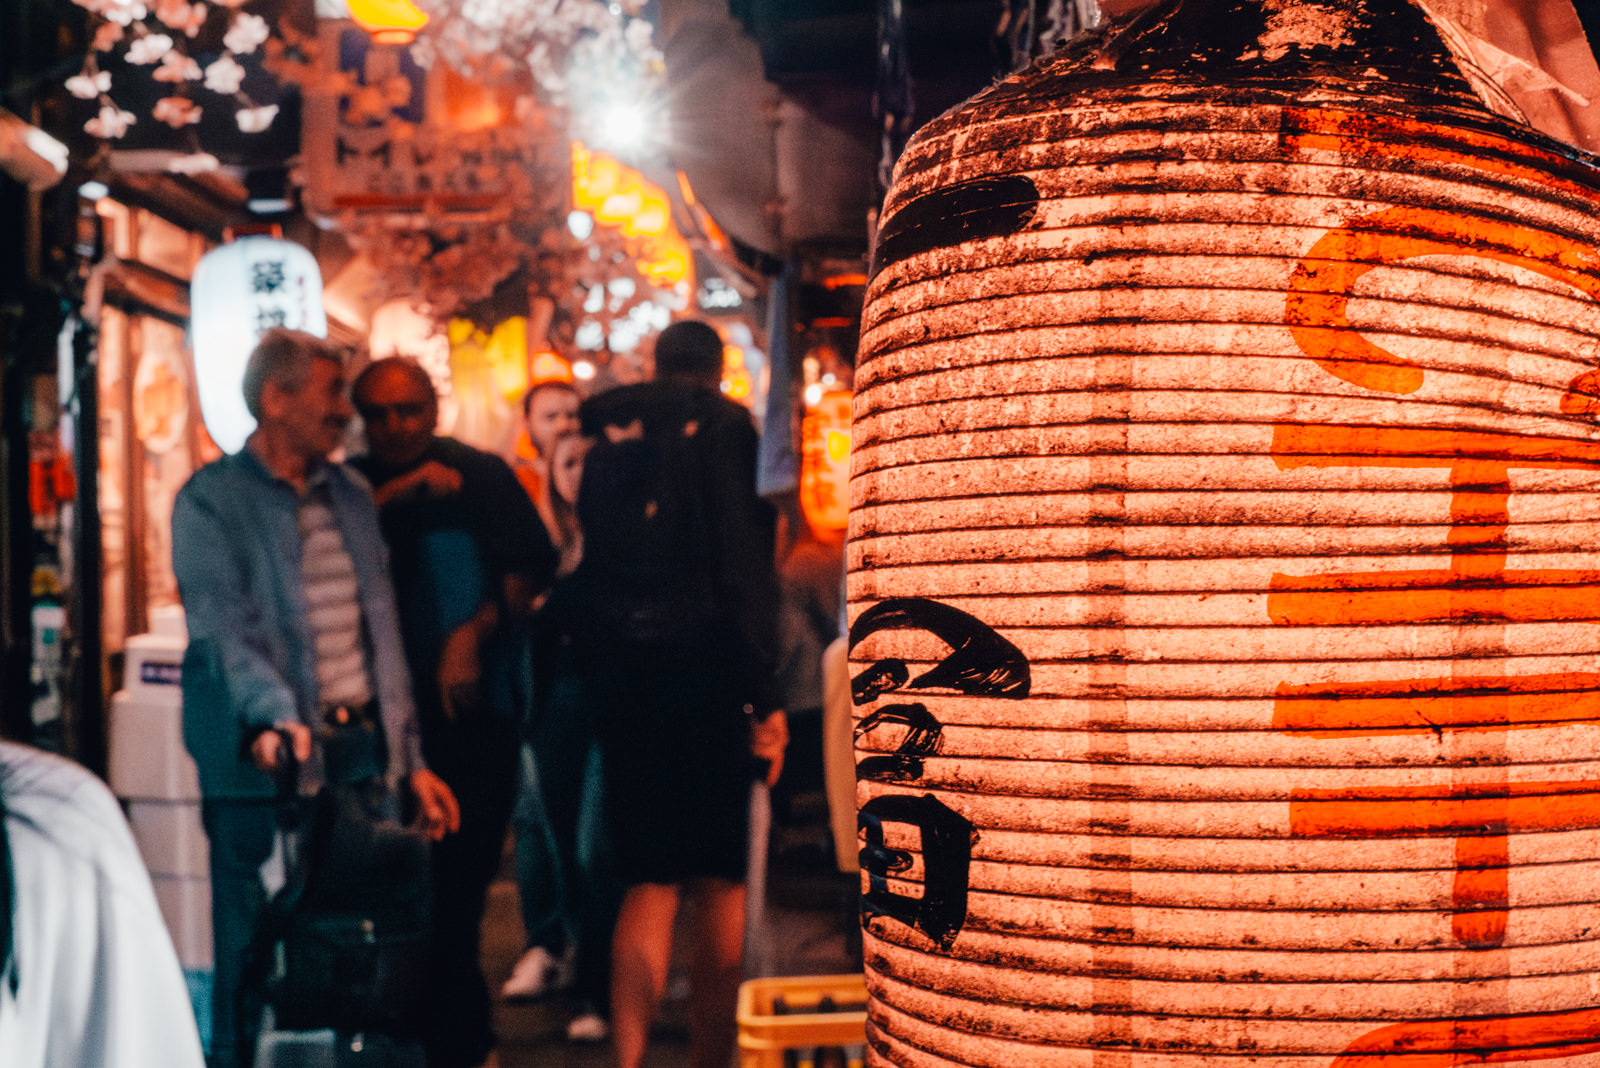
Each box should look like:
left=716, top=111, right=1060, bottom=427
left=552, top=319, right=787, bottom=1068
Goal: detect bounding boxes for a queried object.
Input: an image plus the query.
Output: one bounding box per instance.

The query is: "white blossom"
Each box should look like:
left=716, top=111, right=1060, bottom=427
left=65, top=71, right=112, bottom=99
left=407, top=34, right=436, bottom=69
left=203, top=54, right=245, bottom=94
left=91, top=22, right=124, bottom=50
left=153, top=51, right=202, bottom=82
left=101, top=1, right=147, bottom=25
left=84, top=105, right=136, bottom=138
left=153, top=95, right=202, bottom=127
left=153, top=0, right=206, bottom=36
left=235, top=103, right=279, bottom=132
left=623, top=17, right=656, bottom=58
left=125, top=32, right=174, bottom=64
left=222, top=13, right=269, bottom=55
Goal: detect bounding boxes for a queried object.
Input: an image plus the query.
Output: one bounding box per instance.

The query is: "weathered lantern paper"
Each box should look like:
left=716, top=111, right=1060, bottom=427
left=850, top=0, right=1600, bottom=1064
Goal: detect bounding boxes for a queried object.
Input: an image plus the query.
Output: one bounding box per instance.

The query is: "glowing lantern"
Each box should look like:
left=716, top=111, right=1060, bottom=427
left=191, top=235, right=326, bottom=453
left=344, top=0, right=427, bottom=45
left=802, top=390, right=850, bottom=533
left=572, top=142, right=695, bottom=288
left=851, top=1, right=1600, bottom=1065
left=530, top=350, right=573, bottom=383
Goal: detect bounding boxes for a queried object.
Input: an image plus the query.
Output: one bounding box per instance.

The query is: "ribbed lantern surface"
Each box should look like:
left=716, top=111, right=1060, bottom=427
left=849, top=0, right=1600, bottom=1064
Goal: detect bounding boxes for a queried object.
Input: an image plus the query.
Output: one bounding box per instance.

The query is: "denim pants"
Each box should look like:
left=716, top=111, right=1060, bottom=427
left=514, top=670, right=620, bottom=1011
left=199, top=799, right=278, bottom=1068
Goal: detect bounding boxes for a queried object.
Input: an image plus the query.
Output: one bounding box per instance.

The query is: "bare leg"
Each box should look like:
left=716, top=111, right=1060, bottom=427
left=686, top=877, right=747, bottom=1068
left=611, top=881, right=681, bottom=1068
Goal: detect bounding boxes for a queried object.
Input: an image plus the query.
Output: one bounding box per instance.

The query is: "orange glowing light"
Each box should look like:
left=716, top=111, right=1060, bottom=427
left=573, top=142, right=693, bottom=288
left=345, top=0, right=428, bottom=44
left=530, top=350, right=573, bottom=383
left=800, top=390, right=851, bottom=532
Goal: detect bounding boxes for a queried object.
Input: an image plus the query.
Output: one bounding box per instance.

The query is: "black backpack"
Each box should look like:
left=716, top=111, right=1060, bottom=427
left=571, top=389, right=727, bottom=646
left=579, top=430, right=715, bottom=592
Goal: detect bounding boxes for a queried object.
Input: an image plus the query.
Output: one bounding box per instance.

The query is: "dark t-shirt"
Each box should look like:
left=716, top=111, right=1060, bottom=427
left=351, top=437, right=556, bottom=723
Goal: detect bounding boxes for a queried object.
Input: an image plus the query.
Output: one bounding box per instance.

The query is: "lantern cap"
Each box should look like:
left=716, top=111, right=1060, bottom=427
left=946, top=0, right=1518, bottom=136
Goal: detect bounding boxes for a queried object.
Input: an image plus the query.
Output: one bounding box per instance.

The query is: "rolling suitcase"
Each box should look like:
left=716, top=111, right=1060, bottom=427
left=247, top=730, right=432, bottom=1068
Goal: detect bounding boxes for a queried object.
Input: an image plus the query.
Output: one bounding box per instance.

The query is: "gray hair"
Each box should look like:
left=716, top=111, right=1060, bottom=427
left=241, top=329, right=346, bottom=420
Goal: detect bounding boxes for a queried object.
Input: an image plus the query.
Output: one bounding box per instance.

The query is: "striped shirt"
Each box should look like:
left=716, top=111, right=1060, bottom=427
left=297, top=470, right=373, bottom=712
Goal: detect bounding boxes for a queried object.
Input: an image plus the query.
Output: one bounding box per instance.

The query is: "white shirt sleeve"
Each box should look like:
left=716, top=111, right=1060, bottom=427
left=0, top=743, right=206, bottom=1068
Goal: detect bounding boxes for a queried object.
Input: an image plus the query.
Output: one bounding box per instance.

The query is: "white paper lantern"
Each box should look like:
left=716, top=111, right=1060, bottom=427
left=851, top=0, right=1600, bottom=1064
left=190, top=235, right=327, bottom=453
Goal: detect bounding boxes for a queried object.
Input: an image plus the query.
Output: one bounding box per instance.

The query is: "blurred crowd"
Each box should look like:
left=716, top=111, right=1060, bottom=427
left=161, top=319, right=843, bottom=1068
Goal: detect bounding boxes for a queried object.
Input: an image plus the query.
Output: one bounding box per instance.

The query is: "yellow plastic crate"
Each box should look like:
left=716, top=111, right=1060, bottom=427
left=736, top=973, right=868, bottom=1068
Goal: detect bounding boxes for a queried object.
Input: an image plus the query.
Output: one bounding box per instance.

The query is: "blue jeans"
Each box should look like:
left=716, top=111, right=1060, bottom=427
left=200, top=799, right=277, bottom=1068
left=510, top=743, right=566, bottom=954
left=514, top=669, right=620, bottom=1011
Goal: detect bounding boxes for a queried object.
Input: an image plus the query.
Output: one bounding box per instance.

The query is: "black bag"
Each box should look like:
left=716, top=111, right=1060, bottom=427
left=246, top=735, right=433, bottom=1042
left=578, top=430, right=715, bottom=596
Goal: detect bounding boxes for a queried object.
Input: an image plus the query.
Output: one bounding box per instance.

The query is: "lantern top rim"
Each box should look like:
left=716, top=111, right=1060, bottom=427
left=905, top=0, right=1598, bottom=176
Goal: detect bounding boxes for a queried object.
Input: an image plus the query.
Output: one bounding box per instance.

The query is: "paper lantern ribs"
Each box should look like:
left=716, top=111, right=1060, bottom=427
left=849, top=0, right=1600, bottom=1064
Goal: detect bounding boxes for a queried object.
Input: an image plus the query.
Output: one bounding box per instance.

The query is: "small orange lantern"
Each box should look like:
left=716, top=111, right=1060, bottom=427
left=530, top=350, right=574, bottom=384
left=801, top=390, right=851, bottom=533
left=344, top=0, right=427, bottom=44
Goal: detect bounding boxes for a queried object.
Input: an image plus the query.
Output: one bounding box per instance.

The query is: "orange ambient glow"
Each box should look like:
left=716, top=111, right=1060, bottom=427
left=572, top=143, right=693, bottom=286
left=801, top=391, right=850, bottom=533
left=345, top=0, right=428, bottom=45
left=529, top=350, right=573, bottom=384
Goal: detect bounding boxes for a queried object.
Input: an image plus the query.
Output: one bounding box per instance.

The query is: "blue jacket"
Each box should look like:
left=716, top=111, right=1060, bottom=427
left=171, top=448, right=423, bottom=799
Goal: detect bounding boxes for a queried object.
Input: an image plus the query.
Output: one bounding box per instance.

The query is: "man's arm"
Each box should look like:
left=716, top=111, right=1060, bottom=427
left=171, top=484, right=299, bottom=736
left=699, top=404, right=783, bottom=709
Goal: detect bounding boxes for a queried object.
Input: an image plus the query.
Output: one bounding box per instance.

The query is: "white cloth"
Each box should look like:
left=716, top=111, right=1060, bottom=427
left=0, top=742, right=205, bottom=1068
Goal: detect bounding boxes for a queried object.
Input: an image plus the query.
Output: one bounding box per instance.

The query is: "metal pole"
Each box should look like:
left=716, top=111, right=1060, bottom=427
left=69, top=313, right=103, bottom=776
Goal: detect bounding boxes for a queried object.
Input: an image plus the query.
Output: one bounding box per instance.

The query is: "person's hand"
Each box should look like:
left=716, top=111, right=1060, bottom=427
left=751, top=709, right=788, bottom=789
left=410, top=460, right=462, bottom=497
left=375, top=461, right=463, bottom=507
left=409, top=767, right=461, bottom=840
left=250, top=721, right=312, bottom=772
left=438, top=611, right=492, bottom=719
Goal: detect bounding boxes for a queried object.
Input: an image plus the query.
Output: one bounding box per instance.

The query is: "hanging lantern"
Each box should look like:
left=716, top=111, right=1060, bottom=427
left=191, top=235, right=327, bottom=454
left=530, top=350, right=574, bottom=384
left=801, top=389, right=851, bottom=534
left=851, top=0, right=1600, bottom=1065
left=344, top=0, right=428, bottom=45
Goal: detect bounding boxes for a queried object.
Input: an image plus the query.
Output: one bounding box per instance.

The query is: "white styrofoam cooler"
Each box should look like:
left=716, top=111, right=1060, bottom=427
left=150, top=872, right=212, bottom=970
left=109, top=690, right=200, bottom=802
left=127, top=799, right=210, bottom=879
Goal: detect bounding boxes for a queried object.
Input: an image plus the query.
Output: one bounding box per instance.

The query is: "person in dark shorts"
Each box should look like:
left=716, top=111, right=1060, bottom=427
left=557, top=319, right=786, bottom=1068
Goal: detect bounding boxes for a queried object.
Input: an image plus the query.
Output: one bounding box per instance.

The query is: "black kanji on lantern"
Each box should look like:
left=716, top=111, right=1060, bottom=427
left=251, top=260, right=287, bottom=294
left=254, top=307, right=288, bottom=332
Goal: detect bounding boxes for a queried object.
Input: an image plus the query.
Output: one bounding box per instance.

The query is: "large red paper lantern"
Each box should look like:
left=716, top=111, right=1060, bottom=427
left=849, top=0, right=1600, bottom=1064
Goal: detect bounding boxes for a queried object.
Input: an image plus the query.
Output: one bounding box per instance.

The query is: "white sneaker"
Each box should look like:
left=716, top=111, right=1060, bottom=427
left=566, top=1012, right=609, bottom=1043
left=500, top=945, right=572, bottom=1001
